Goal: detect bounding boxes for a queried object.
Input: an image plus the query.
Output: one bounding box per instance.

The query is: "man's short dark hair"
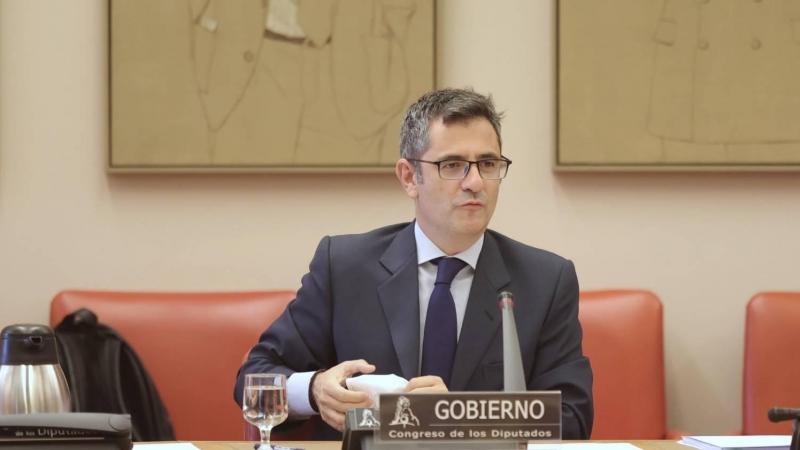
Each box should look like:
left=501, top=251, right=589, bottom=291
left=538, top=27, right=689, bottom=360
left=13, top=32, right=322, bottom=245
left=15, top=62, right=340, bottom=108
left=400, top=88, right=504, bottom=180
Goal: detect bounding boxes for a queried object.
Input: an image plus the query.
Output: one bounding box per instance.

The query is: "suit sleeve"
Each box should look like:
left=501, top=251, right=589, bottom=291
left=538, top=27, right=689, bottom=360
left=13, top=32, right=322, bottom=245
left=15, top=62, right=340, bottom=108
left=233, top=236, right=337, bottom=420
left=528, top=259, right=594, bottom=439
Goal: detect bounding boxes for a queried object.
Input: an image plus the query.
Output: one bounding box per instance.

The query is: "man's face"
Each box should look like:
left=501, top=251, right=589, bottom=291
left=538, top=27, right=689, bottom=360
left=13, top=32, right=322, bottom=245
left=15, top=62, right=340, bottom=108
left=408, top=117, right=502, bottom=244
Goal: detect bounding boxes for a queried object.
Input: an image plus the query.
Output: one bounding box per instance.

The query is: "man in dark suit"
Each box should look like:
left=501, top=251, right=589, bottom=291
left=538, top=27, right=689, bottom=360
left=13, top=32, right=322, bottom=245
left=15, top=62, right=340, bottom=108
left=235, top=88, right=593, bottom=440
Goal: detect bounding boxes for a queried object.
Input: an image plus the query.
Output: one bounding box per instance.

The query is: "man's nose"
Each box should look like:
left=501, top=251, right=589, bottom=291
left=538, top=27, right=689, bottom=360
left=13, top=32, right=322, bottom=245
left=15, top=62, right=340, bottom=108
left=461, top=163, right=484, bottom=192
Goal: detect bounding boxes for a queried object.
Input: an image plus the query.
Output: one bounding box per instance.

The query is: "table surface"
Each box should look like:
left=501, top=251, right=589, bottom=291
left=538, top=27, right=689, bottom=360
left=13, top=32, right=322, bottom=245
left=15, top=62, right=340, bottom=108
left=177, top=440, right=689, bottom=450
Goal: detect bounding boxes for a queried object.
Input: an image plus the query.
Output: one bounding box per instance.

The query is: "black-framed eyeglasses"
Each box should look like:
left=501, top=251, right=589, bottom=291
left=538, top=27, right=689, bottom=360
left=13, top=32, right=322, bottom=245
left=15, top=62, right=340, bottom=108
left=407, top=157, right=512, bottom=180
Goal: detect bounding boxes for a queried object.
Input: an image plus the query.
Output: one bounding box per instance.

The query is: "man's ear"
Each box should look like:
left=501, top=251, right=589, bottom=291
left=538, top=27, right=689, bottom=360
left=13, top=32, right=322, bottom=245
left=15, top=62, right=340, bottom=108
left=396, top=159, right=419, bottom=199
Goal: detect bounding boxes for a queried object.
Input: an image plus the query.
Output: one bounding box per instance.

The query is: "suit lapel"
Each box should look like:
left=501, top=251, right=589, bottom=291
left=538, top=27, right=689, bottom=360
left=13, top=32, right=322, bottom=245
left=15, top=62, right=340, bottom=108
left=377, top=223, right=420, bottom=380
left=449, top=233, right=511, bottom=391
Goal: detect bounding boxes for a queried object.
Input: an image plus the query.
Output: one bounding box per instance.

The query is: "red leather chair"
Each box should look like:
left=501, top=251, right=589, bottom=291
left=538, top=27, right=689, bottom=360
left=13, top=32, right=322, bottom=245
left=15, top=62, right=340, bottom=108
left=579, top=290, right=679, bottom=439
left=742, top=292, right=800, bottom=435
left=49, top=290, right=295, bottom=441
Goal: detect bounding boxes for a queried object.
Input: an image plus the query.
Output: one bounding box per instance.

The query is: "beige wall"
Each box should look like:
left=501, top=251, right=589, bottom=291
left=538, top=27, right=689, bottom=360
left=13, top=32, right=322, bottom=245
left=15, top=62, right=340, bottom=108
left=1, top=0, right=799, bottom=435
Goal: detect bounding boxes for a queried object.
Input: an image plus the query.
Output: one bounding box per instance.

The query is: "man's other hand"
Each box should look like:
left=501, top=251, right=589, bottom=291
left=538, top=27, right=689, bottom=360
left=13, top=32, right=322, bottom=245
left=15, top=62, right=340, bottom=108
left=312, top=359, right=375, bottom=431
left=405, top=375, right=448, bottom=393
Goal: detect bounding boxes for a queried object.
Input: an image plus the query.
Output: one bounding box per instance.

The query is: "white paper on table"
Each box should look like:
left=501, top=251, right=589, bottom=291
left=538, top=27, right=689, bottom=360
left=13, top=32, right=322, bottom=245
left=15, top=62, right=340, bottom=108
left=345, top=374, right=408, bottom=409
left=133, top=444, right=201, bottom=449
left=529, top=443, right=643, bottom=450
left=679, top=436, right=791, bottom=450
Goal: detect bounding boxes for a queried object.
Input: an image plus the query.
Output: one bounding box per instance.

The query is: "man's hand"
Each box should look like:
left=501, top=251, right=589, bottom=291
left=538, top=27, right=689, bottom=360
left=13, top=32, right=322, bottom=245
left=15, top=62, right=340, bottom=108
left=312, top=359, right=376, bottom=431
left=405, top=376, right=449, bottom=393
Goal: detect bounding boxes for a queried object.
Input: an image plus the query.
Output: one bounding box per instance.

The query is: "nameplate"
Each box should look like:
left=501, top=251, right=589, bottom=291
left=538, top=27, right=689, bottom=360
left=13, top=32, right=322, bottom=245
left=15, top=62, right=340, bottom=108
left=378, top=391, right=561, bottom=442
left=342, top=409, right=381, bottom=450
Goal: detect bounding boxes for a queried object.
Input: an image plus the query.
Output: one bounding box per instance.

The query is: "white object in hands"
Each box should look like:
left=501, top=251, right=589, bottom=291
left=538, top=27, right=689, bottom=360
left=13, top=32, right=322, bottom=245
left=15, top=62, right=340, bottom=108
left=346, top=374, right=408, bottom=409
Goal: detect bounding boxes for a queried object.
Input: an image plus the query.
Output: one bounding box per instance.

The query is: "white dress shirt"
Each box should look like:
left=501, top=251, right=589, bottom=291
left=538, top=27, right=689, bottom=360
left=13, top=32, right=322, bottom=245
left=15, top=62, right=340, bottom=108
left=285, top=223, right=484, bottom=418
left=414, top=222, right=483, bottom=356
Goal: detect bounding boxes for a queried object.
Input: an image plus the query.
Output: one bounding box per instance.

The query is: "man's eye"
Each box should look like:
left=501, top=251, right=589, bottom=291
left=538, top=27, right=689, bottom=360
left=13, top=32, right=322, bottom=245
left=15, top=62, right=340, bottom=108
left=441, top=162, right=460, bottom=170
left=480, top=161, right=497, bottom=169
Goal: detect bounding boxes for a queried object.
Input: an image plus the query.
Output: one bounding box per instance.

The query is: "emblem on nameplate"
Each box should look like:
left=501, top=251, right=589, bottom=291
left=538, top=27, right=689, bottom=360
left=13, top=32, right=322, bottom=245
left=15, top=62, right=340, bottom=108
left=387, top=395, right=419, bottom=428
left=358, top=408, right=381, bottom=428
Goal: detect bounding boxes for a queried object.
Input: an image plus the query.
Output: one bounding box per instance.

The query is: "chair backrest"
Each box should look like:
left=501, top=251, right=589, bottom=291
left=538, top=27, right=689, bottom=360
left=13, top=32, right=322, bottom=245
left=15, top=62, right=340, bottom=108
left=743, top=292, right=800, bottom=435
left=579, top=290, right=666, bottom=439
left=49, top=290, right=295, bottom=441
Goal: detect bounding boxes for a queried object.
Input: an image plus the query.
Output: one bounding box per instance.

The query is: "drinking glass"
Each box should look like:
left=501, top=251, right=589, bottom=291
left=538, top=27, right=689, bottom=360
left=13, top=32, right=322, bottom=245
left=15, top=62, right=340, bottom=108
left=243, top=373, right=288, bottom=450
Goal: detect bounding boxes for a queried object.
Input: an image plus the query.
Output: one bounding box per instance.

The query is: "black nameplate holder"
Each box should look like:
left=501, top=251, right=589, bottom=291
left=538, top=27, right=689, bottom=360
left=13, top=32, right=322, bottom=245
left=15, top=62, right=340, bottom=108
left=0, top=413, right=132, bottom=450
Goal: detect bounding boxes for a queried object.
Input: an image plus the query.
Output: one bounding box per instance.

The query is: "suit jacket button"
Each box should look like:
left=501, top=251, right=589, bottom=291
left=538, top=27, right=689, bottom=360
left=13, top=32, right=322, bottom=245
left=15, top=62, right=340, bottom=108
left=698, top=40, right=709, bottom=50
left=244, top=50, right=255, bottom=62
left=751, top=38, right=762, bottom=50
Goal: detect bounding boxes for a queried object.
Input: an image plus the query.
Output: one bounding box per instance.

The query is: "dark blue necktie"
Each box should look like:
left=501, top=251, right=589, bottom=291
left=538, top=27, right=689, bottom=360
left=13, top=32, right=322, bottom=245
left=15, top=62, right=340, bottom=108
left=421, top=257, right=468, bottom=386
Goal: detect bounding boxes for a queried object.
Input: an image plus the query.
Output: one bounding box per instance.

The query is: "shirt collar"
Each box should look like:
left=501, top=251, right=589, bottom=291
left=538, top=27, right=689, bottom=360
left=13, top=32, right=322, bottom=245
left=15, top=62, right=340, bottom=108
left=414, top=221, right=484, bottom=270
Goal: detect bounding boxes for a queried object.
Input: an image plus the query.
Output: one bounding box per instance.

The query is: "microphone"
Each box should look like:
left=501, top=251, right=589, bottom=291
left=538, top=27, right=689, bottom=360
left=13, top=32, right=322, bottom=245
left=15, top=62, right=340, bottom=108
left=768, top=407, right=800, bottom=423
left=499, top=291, right=526, bottom=392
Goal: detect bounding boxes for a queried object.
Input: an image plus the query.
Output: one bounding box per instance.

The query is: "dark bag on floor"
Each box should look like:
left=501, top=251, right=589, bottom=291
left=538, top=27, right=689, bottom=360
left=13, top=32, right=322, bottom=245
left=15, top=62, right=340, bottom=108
left=54, top=308, right=175, bottom=442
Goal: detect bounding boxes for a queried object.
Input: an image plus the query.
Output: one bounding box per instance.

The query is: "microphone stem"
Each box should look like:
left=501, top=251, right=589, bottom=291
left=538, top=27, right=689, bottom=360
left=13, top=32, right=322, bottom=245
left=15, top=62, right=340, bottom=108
left=792, top=418, right=800, bottom=450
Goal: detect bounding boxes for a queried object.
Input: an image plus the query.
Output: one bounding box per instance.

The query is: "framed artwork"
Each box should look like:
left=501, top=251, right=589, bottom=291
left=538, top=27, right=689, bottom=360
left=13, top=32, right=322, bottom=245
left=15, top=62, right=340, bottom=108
left=108, top=0, right=435, bottom=173
left=556, top=0, right=800, bottom=171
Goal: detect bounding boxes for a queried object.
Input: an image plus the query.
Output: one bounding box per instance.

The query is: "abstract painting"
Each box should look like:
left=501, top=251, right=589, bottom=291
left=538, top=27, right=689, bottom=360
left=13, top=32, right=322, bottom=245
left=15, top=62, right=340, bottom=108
left=109, top=0, right=435, bottom=172
left=557, top=0, right=800, bottom=171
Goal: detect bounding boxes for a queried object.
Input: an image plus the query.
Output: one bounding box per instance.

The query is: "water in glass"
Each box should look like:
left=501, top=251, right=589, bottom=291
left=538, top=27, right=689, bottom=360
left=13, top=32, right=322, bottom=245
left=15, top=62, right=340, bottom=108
left=244, top=385, right=288, bottom=427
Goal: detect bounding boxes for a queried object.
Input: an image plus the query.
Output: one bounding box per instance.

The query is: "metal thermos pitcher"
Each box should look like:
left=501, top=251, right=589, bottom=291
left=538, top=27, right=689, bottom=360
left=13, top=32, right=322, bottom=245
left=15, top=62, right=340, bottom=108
left=0, top=324, right=71, bottom=414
